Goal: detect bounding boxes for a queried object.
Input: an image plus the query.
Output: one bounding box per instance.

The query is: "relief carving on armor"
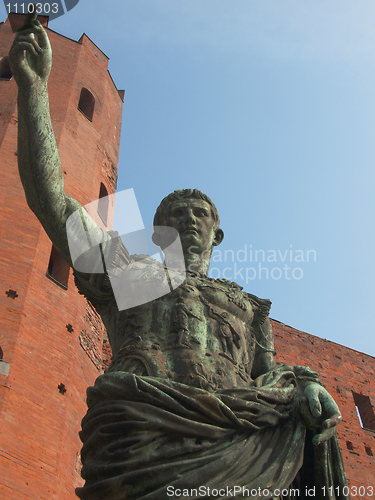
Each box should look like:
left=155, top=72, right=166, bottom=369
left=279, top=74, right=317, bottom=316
left=169, top=297, right=202, bottom=348
left=200, top=297, right=242, bottom=364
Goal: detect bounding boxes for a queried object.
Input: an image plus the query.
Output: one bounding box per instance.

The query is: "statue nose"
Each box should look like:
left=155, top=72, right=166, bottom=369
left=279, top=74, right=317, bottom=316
left=185, top=212, right=196, bottom=224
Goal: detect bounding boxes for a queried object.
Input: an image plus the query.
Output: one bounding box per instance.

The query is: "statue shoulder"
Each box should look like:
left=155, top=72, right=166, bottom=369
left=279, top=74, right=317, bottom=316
left=197, top=274, right=271, bottom=324
left=215, top=277, right=272, bottom=323
left=73, top=230, right=131, bottom=311
left=246, top=292, right=272, bottom=326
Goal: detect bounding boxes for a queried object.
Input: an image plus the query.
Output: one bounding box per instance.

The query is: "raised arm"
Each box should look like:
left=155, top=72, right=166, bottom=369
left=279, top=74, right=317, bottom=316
left=9, top=12, right=100, bottom=266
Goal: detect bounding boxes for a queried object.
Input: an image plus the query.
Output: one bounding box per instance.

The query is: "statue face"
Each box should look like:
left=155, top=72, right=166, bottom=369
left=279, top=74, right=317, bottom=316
left=165, top=199, right=222, bottom=255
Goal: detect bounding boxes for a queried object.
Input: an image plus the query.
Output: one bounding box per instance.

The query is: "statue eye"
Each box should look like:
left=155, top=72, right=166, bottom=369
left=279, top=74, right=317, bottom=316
left=195, top=209, right=208, bottom=217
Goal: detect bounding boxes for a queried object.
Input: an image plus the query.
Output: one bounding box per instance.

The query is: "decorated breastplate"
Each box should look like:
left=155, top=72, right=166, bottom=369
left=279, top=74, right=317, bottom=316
left=108, top=271, right=267, bottom=391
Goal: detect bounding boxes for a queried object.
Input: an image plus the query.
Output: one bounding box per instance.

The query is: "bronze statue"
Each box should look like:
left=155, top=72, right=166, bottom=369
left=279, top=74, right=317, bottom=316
left=9, top=13, right=350, bottom=500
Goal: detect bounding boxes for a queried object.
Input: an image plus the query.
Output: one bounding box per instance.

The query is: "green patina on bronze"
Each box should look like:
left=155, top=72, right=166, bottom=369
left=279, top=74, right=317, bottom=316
left=10, top=14, right=350, bottom=500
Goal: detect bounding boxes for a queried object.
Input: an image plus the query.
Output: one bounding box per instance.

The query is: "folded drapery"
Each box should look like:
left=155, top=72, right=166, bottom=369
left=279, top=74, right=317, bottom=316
left=76, top=365, right=348, bottom=500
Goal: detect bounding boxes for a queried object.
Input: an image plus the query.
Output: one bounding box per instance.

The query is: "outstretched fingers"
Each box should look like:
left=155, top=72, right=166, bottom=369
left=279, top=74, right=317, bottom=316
left=324, top=413, right=343, bottom=429
left=9, top=38, right=40, bottom=81
left=312, top=426, right=336, bottom=446
left=17, top=6, right=49, bottom=47
left=11, top=33, right=42, bottom=58
left=17, top=5, right=38, bottom=30
left=305, top=384, right=322, bottom=419
left=9, top=20, right=52, bottom=85
left=312, top=396, right=342, bottom=446
left=30, top=22, right=50, bottom=50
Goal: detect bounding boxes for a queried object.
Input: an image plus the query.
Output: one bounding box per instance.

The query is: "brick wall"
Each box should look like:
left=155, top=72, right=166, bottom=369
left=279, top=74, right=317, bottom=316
left=273, top=319, right=375, bottom=497
left=0, top=14, right=123, bottom=499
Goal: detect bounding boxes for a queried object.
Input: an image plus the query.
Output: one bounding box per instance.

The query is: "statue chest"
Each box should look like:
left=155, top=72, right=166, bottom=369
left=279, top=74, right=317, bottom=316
left=108, top=274, right=257, bottom=391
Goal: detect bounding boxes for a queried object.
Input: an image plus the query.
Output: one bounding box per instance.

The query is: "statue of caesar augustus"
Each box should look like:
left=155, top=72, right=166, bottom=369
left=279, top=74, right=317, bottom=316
left=9, top=12, right=350, bottom=500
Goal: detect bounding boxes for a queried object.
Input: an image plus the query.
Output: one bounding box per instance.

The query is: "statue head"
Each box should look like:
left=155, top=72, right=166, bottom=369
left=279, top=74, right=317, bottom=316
left=152, top=189, right=224, bottom=264
left=153, top=189, right=220, bottom=229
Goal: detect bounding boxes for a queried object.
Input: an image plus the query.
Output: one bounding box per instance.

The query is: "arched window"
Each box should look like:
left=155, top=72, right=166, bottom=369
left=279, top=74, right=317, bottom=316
left=0, top=56, right=12, bottom=80
left=46, top=245, right=70, bottom=289
left=78, top=88, right=95, bottom=121
left=97, top=182, right=109, bottom=226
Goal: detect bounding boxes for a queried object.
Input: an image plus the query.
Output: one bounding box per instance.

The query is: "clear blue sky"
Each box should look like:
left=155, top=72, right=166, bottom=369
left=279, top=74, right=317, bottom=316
left=4, top=0, right=375, bottom=357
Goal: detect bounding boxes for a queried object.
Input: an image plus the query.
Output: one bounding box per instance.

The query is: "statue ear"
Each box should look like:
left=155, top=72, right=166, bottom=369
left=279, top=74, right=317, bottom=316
left=213, top=229, right=224, bottom=246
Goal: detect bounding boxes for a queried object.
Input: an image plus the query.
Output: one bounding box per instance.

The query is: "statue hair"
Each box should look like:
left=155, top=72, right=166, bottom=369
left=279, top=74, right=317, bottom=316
left=153, top=189, right=220, bottom=227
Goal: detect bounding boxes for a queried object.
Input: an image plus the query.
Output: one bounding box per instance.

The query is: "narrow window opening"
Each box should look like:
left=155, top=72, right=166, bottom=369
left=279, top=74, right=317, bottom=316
left=346, top=441, right=354, bottom=451
left=353, top=392, right=375, bottom=432
left=66, top=324, right=74, bottom=333
left=47, top=245, right=70, bottom=289
left=0, top=347, right=3, bottom=361
left=78, top=88, right=95, bottom=121
left=0, top=57, right=12, bottom=80
left=97, top=182, right=109, bottom=226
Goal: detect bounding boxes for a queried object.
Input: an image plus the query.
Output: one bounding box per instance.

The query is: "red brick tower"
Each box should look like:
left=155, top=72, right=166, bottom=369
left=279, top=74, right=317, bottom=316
left=0, top=13, right=123, bottom=499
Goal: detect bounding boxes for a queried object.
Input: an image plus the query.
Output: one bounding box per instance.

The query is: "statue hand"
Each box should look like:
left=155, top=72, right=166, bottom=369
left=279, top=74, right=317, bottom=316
left=300, top=383, right=342, bottom=446
left=9, top=14, right=52, bottom=88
